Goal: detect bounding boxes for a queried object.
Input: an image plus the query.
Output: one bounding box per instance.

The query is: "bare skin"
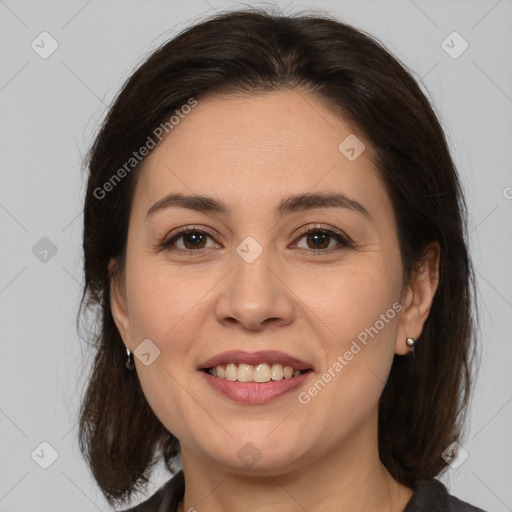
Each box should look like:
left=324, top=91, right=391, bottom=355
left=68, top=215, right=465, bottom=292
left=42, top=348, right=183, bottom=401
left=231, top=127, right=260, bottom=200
left=110, top=89, right=439, bottom=512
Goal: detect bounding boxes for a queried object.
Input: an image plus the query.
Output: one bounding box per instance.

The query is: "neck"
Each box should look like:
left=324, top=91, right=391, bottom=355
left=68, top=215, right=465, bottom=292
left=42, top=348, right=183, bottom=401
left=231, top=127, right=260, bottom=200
left=177, top=410, right=413, bottom=512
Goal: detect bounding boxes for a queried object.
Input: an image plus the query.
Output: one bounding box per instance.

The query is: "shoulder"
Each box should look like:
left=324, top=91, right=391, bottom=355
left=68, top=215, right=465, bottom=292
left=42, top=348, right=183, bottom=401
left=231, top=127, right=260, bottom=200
left=118, top=470, right=185, bottom=512
left=403, top=478, right=488, bottom=512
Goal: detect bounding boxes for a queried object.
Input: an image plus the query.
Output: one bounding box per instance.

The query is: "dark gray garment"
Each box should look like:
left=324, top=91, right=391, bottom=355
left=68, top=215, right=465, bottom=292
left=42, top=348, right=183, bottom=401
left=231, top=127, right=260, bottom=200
left=119, top=470, right=488, bottom=512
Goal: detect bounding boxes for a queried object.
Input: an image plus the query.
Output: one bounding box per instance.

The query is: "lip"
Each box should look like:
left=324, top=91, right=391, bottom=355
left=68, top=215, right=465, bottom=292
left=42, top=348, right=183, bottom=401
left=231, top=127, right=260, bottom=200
left=199, top=350, right=313, bottom=371
left=201, top=369, right=312, bottom=404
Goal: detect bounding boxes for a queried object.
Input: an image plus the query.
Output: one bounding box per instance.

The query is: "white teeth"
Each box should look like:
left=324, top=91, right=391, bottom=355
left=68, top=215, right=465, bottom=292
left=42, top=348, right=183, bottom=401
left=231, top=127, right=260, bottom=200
left=208, top=362, right=307, bottom=383
left=253, top=363, right=271, bottom=382
left=283, top=366, right=293, bottom=379
left=271, top=363, right=283, bottom=380
left=237, top=364, right=253, bottom=382
left=225, top=363, right=238, bottom=381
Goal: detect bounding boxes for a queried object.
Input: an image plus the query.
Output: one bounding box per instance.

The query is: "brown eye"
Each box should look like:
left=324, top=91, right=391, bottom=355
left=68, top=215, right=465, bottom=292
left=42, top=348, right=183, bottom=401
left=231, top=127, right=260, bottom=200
left=293, top=227, right=352, bottom=253
left=304, top=230, right=332, bottom=250
left=161, top=229, right=217, bottom=253
left=180, top=232, right=208, bottom=250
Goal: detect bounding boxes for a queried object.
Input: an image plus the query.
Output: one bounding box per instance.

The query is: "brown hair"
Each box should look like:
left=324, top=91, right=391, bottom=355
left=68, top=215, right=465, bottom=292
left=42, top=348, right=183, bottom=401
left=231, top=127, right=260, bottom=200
left=78, top=7, right=478, bottom=507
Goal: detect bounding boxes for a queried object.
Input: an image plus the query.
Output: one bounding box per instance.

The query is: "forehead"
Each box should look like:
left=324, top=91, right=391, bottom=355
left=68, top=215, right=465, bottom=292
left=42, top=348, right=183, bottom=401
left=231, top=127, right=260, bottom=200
left=133, top=89, right=387, bottom=219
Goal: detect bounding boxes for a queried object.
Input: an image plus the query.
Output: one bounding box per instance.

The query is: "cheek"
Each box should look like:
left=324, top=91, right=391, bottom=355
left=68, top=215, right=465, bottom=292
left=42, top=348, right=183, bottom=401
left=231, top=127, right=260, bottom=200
left=125, top=256, right=206, bottom=345
left=123, top=259, right=209, bottom=442
left=301, top=258, right=402, bottom=404
left=296, top=270, right=400, bottom=447
left=302, top=256, right=402, bottom=342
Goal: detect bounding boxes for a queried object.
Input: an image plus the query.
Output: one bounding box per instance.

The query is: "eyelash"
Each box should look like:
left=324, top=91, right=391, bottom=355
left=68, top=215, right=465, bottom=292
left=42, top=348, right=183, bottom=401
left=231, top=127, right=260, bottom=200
left=159, top=224, right=353, bottom=256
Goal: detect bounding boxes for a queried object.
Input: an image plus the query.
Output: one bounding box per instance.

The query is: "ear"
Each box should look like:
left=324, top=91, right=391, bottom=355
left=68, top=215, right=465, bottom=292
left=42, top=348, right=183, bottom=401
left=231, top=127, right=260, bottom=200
left=109, top=258, right=132, bottom=349
left=395, top=242, right=440, bottom=355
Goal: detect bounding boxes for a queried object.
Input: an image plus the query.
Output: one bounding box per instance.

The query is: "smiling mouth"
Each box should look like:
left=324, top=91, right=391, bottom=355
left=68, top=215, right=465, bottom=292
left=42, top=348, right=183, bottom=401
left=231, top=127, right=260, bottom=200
left=203, top=362, right=312, bottom=383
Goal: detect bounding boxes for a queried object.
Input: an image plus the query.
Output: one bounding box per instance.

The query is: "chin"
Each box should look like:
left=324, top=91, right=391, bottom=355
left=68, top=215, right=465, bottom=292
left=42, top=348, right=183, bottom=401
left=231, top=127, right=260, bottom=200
left=197, top=433, right=309, bottom=475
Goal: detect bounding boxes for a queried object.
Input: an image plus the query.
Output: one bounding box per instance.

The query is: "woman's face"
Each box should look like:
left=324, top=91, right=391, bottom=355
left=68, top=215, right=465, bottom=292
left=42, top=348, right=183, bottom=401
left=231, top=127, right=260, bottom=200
left=111, top=89, right=431, bottom=474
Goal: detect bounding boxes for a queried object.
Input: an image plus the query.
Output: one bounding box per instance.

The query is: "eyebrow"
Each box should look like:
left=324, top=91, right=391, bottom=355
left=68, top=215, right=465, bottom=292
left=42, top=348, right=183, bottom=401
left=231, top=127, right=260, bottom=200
left=145, top=191, right=371, bottom=220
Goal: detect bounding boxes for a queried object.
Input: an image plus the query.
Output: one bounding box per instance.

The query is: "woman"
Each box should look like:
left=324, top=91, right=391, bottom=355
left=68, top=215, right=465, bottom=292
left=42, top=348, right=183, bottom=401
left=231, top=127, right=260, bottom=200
left=78, top=8, right=486, bottom=512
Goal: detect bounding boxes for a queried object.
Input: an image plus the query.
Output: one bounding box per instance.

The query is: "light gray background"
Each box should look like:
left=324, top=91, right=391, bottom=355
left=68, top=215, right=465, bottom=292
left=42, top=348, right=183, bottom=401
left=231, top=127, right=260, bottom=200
left=1, top=0, right=511, bottom=511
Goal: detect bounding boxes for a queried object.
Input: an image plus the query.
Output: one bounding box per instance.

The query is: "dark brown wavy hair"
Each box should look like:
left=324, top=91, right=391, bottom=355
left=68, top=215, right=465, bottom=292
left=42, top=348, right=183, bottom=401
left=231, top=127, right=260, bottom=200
left=78, top=6, right=479, bottom=508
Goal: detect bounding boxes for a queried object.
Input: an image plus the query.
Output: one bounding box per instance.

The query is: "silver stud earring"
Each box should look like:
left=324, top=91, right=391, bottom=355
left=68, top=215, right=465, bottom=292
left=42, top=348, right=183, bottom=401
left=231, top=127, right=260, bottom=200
left=406, top=337, right=416, bottom=359
left=125, top=347, right=135, bottom=370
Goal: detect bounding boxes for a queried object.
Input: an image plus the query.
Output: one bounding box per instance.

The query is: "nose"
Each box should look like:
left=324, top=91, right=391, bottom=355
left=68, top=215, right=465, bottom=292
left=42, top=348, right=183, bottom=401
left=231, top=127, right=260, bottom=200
left=214, top=245, right=296, bottom=332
